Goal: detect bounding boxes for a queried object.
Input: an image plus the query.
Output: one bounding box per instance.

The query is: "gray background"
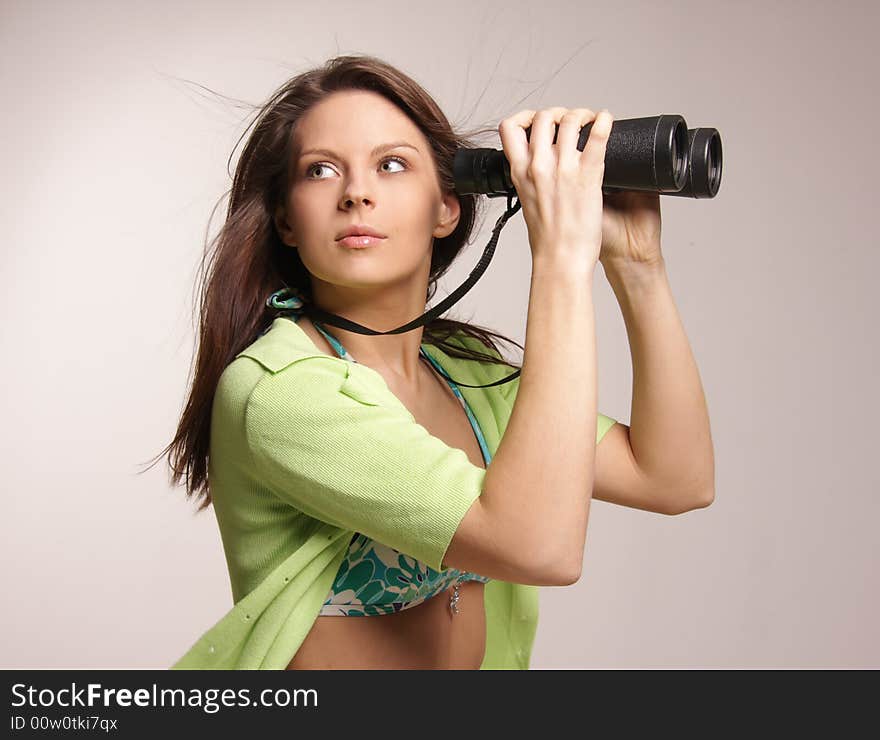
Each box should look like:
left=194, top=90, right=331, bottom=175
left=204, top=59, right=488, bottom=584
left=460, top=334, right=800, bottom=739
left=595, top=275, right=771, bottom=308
left=2, top=0, right=877, bottom=668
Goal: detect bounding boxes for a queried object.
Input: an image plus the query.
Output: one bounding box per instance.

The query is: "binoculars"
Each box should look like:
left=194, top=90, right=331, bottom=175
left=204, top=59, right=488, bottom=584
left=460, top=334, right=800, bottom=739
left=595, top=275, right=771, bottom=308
left=453, top=114, right=722, bottom=199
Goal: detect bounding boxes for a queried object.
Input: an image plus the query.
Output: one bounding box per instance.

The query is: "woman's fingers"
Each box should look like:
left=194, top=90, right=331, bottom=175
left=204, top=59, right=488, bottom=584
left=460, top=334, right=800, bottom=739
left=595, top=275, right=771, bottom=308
left=555, top=108, right=595, bottom=170
left=526, top=107, right=570, bottom=175
left=579, top=109, right=614, bottom=188
left=498, top=109, right=536, bottom=192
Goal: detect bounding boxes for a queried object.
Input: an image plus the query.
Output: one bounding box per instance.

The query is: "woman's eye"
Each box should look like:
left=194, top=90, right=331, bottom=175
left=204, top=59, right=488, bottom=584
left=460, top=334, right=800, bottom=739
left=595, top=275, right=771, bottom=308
left=305, top=156, right=407, bottom=179
left=380, top=156, right=407, bottom=173
left=305, top=163, right=333, bottom=179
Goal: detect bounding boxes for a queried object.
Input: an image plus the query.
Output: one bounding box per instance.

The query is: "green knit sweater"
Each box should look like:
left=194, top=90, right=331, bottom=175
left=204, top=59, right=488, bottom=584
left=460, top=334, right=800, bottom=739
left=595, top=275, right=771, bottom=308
left=171, top=316, right=617, bottom=669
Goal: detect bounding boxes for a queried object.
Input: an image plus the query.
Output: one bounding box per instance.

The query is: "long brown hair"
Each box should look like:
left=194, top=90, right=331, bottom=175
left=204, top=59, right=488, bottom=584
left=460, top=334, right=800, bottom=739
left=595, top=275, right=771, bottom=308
left=143, top=53, right=524, bottom=510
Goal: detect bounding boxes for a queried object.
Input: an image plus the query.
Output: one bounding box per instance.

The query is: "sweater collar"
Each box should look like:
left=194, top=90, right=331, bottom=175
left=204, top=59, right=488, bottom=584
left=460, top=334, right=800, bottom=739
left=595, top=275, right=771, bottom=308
left=256, top=316, right=505, bottom=456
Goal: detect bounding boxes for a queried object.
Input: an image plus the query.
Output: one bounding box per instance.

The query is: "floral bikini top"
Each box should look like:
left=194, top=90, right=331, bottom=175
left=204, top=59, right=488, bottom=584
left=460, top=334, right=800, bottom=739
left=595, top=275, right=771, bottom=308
left=287, top=313, right=492, bottom=617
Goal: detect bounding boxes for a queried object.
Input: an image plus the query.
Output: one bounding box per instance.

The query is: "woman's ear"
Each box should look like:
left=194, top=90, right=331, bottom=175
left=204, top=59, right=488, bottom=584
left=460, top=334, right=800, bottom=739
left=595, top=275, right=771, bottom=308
left=274, top=206, right=297, bottom=247
left=433, top=191, right=461, bottom=240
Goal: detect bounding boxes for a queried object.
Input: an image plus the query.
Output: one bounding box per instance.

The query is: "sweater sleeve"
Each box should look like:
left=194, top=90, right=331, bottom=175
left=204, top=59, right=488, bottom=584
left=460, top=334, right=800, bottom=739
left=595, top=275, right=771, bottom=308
left=243, top=355, right=485, bottom=573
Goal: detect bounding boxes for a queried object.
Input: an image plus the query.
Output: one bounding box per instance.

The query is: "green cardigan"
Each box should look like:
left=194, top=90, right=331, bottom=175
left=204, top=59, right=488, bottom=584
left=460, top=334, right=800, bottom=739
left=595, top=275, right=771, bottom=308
left=171, top=316, right=617, bottom=669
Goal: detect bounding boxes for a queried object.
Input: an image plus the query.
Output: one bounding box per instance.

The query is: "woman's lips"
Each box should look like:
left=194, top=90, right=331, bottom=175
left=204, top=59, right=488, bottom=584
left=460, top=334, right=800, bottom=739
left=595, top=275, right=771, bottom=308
left=337, top=235, right=386, bottom=248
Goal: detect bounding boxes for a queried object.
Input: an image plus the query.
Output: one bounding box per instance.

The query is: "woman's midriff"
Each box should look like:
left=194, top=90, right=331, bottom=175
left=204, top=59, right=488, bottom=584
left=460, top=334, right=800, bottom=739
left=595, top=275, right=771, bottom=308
left=286, top=580, right=487, bottom=670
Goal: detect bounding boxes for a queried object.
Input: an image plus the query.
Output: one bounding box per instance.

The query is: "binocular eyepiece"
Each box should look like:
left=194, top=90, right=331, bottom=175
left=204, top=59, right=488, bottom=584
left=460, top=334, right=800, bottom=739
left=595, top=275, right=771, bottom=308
left=453, top=114, right=722, bottom=199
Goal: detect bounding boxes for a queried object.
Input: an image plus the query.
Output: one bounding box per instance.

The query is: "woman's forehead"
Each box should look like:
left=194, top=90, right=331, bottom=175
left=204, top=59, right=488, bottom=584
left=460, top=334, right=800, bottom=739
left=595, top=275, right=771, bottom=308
left=293, top=91, right=426, bottom=152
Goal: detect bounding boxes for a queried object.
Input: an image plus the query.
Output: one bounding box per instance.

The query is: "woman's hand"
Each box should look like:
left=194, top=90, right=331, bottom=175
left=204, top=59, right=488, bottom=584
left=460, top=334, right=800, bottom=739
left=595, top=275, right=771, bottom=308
left=599, top=189, right=664, bottom=269
left=498, top=106, right=614, bottom=273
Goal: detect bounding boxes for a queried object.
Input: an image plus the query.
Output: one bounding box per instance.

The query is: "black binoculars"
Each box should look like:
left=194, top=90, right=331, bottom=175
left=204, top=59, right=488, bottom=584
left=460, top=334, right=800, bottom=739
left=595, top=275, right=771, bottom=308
left=453, top=114, right=722, bottom=199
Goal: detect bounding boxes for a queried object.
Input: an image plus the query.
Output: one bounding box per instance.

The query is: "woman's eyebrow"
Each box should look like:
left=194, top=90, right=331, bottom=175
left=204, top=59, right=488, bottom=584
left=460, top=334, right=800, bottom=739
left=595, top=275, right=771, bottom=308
left=297, top=141, right=420, bottom=160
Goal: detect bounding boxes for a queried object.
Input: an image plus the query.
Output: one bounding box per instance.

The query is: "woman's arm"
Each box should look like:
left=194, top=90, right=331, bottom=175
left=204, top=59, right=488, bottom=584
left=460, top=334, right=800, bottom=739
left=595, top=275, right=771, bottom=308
left=601, top=257, right=715, bottom=508
left=447, top=256, right=598, bottom=585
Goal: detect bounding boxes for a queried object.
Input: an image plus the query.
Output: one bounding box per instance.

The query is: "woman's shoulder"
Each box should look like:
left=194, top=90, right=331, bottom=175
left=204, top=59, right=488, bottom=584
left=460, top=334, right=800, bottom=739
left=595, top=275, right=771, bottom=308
left=234, top=316, right=333, bottom=374
left=216, top=317, right=348, bottom=411
left=432, top=328, right=514, bottom=361
left=426, top=329, right=521, bottom=402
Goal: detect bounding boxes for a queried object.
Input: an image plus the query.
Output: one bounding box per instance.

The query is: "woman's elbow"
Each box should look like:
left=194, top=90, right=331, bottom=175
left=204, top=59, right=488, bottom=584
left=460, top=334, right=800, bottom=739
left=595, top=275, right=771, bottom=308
left=668, top=486, right=715, bottom=515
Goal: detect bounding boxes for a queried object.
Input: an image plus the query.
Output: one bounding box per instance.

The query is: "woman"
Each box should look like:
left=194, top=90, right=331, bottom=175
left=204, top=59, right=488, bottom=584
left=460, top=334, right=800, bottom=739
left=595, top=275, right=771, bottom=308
left=161, top=54, right=715, bottom=670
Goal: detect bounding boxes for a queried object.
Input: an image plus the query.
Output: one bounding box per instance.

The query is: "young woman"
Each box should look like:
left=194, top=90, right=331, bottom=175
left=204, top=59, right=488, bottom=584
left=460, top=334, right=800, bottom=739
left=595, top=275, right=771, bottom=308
left=161, top=54, right=715, bottom=670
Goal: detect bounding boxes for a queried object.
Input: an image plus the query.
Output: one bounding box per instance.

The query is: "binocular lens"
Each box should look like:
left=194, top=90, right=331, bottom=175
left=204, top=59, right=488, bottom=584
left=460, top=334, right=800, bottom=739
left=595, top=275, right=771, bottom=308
left=670, top=119, right=689, bottom=190
left=707, top=132, right=722, bottom=193
left=677, top=128, right=723, bottom=198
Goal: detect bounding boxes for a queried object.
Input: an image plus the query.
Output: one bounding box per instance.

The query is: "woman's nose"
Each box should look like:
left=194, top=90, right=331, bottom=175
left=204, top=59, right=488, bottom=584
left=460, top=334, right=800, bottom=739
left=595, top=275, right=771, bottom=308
left=340, top=178, right=373, bottom=208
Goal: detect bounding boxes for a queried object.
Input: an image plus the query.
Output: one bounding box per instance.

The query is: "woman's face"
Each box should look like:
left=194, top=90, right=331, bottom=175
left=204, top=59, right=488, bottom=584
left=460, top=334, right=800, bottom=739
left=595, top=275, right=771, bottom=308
left=275, top=89, right=460, bottom=296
